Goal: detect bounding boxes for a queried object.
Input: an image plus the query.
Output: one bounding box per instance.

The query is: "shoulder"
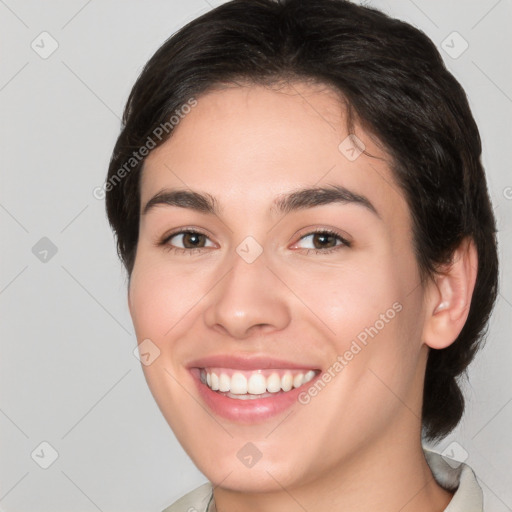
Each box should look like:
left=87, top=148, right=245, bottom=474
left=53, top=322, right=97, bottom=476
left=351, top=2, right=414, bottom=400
left=423, top=446, right=484, bottom=511
left=161, top=482, right=213, bottom=512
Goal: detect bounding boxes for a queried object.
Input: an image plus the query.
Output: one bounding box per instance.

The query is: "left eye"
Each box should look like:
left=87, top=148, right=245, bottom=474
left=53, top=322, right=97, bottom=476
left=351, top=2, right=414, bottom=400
left=294, top=231, right=349, bottom=251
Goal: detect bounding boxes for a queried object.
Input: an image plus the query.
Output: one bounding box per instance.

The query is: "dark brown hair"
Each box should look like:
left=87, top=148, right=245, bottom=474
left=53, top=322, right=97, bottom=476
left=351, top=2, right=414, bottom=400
left=105, top=0, right=499, bottom=441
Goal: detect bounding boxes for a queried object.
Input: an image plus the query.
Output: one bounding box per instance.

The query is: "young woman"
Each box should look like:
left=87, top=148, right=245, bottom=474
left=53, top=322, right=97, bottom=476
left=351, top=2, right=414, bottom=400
left=104, top=1, right=498, bottom=510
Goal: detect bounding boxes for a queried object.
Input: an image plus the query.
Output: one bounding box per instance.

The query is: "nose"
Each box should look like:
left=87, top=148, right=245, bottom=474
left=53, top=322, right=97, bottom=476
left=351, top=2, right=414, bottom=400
left=203, top=248, right=291, bottom=340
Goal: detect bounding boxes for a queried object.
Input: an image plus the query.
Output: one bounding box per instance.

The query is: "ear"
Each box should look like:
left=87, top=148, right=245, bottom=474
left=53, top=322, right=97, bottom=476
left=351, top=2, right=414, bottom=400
left=422, top=237, right=478, bottom=350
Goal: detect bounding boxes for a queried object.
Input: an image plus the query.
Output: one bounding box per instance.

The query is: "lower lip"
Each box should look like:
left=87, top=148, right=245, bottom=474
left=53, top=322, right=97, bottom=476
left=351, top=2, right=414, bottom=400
left=190, top=368, right=320, bottom=424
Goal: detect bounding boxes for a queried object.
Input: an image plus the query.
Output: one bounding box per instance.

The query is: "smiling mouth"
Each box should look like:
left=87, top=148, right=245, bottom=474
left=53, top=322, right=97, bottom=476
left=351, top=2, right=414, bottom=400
left=199, top=367, right=320, bottom=399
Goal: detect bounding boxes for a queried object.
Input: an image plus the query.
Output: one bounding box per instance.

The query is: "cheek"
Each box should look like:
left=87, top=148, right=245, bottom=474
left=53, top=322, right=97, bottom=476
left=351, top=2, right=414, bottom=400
left=316, top=256, right=424, bottom=410
left=128, top=257, right=208, bottom=340
left=281, top=254, right=403, bottom=344
left=128, top=260, right=214, bottom=438
left=282, top=250, right=422, bottom=397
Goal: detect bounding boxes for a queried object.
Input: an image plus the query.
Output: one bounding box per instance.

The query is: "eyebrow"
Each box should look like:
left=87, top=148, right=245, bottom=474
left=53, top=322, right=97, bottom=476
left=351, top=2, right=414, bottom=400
left=142, top=185, right=380, bottom=218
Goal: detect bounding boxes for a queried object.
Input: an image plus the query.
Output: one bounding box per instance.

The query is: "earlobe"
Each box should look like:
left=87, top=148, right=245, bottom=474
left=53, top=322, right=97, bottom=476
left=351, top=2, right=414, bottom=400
left=422, top=237, right=478, bottom=350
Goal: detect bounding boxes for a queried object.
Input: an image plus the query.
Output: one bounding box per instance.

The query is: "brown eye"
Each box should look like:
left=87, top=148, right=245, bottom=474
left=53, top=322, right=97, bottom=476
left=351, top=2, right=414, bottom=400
left=311, top=232, right=338, bottom=249
left=181, top=232, right=207, bottom=248
left=163, top=230, right=215, bottom=251
left=295, top=230, right=350, bottom=252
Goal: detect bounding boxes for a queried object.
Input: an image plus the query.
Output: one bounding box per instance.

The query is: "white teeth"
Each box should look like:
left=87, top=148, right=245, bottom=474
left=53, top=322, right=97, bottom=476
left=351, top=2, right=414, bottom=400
left=304, top=370, right=316, bottom=382
left=210, top=372, right=219, bottom=390
left=293, top=373, right=304, bottom=388
left=247, top=373, right=267, bottom=394
left=219, top=373, right=230, bottom=392
left=266, top=372, right=282, bottom=393
left=230, top=372, right=247, bottom=394
left=281, top=373, right=293, bottom=392
left=200, top=368, right=318, bottom=395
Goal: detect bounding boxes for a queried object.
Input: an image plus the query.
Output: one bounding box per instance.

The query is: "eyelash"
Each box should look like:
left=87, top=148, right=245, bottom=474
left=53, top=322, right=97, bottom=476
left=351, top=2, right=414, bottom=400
left=158, top=229, right=213, bottom=255
left=158, top=228, right=352, bottom=256
left=296, top=228, right=352, bottom=254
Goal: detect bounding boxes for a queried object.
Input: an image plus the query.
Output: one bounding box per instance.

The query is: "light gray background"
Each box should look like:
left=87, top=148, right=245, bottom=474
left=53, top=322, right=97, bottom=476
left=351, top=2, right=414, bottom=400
left=0, top=0, right=511, bottom=510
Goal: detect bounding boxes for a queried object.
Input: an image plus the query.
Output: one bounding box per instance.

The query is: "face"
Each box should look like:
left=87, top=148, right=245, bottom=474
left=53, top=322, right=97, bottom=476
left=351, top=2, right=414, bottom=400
left=128, top=82, right=430, bottom=492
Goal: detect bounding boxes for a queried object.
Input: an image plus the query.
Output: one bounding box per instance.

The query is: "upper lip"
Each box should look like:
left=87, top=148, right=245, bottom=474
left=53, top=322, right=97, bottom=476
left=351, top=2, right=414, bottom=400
left=187, top=354, right=321, bottom=371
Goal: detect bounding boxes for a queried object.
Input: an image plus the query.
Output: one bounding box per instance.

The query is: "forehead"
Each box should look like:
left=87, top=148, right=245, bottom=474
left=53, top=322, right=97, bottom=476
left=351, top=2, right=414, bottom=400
left=140, top=82, right=408, bottom=224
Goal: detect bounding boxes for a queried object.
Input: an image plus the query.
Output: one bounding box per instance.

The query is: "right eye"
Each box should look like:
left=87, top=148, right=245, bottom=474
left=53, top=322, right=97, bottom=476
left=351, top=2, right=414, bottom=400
left=160, top=230, right=216, bottom=254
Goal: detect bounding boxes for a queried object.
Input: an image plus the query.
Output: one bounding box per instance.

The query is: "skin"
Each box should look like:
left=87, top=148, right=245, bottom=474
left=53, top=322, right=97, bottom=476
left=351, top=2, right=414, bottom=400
left=127, top=81, right=477, bottom=511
